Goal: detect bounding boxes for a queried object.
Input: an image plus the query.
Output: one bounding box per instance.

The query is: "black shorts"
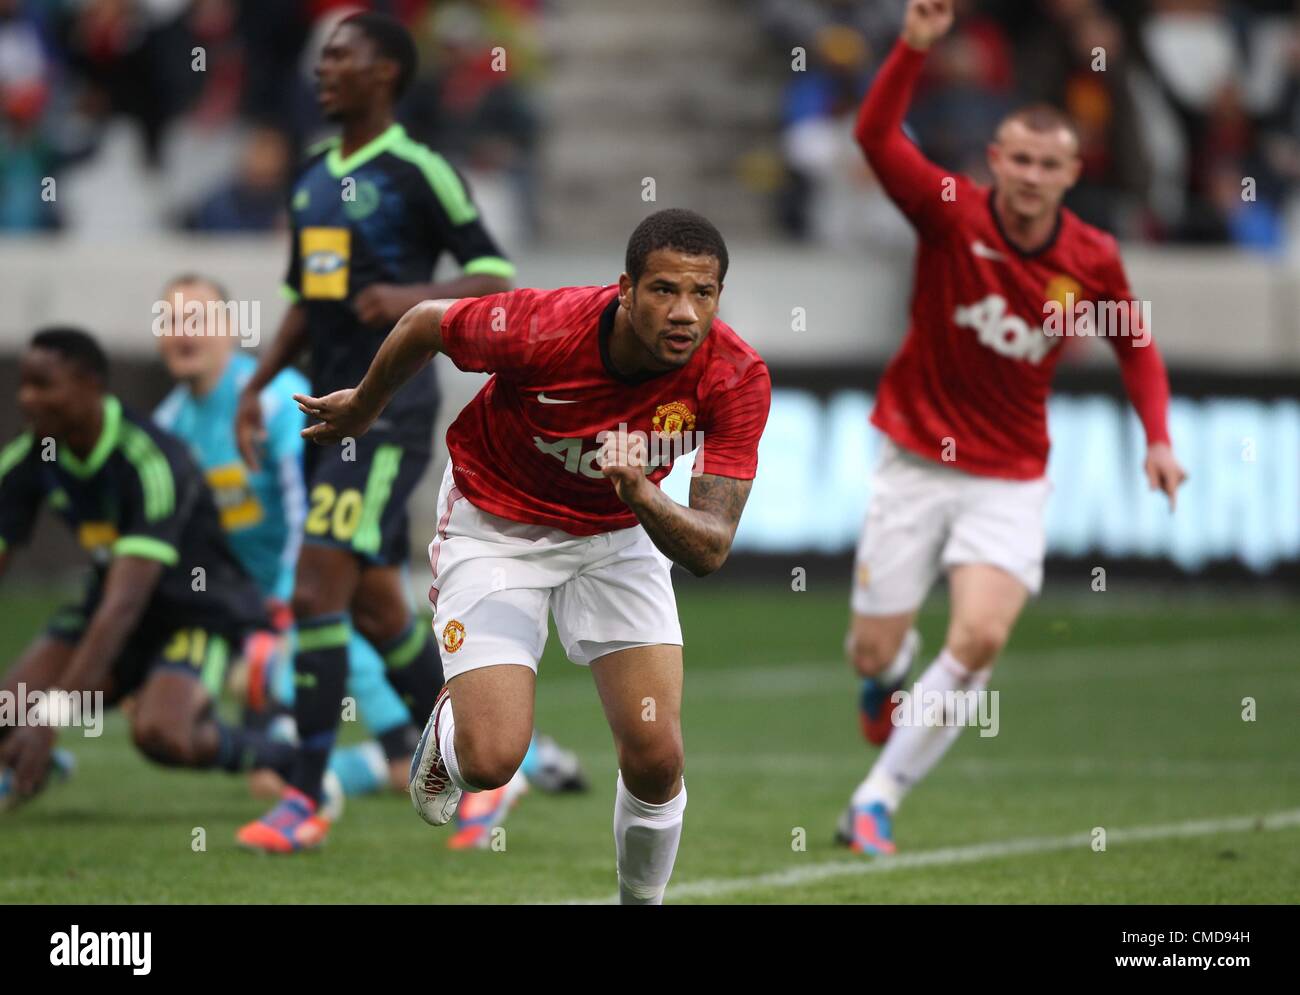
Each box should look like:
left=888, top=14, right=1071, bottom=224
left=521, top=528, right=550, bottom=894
left=47, top=587, right=262, bottom=707
left=301, top=430, right=431, bottom=566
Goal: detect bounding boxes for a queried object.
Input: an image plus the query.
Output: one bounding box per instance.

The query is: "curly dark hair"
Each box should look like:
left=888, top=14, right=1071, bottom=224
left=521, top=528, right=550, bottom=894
left=625, top=208, right=729, bottom=285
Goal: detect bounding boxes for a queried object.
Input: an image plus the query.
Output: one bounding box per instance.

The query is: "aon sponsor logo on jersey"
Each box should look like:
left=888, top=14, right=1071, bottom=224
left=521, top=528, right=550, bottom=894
left=953, top=294, right=1058, bottom=365
left=533, top=429, right=696, bottom=478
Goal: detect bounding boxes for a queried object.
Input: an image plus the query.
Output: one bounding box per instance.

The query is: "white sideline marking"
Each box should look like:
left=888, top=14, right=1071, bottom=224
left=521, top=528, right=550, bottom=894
left=557, top=808, right=1300, bottom=905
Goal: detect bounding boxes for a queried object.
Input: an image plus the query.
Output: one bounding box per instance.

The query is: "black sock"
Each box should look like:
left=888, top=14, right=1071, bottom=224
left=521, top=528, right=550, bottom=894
left=377, top=618, right=445, bottom=725
left=288, top=613, right=350, bottom=803
left=239, top=699, right=290, bottom=733
left=377, top=722, right=422, bottom=764
left=215, top=722, right=296, bottom=779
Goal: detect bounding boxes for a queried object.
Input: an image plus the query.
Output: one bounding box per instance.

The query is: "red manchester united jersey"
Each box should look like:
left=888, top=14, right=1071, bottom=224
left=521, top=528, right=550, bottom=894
left=854, top=41, right=1171, bottom=480
left=439, top=285, right=771, bottom=534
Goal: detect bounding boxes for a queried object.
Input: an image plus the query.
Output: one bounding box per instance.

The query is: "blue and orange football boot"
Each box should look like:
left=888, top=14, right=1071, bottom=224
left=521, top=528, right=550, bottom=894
left=236, top=785, right=332, bottom=854
left=848, top=801, right=897, bottom=856
left=446, top=768, right=528, bottom=850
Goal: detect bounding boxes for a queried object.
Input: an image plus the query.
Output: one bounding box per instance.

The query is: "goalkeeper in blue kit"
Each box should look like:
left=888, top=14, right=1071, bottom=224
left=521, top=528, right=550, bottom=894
left=155, top=274, right=585, bottom=845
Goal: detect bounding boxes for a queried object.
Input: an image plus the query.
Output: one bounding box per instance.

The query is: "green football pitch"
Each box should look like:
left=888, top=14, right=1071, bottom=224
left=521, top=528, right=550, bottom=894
left=1, top=585, right=1296, bottom=904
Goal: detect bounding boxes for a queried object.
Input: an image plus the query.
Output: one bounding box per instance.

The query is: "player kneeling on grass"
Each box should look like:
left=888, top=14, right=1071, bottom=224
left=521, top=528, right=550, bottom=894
left=0, top=329, right=295, bottom=810
left=295, top=208, right=772, bottom=904
left=837, top=0, right=1186, bottom=855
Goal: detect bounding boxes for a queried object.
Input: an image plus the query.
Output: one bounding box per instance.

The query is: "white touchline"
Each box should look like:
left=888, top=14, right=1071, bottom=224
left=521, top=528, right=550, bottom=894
left=553, top=808, right=1300, bottom=904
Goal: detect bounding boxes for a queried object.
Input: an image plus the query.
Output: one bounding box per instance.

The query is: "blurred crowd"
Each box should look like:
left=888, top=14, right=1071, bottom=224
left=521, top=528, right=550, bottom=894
left=5, top=0, right=1298, bottom=253
left=0, top=0, right=541, bottom=241
left=765, top=0, right=1300, bottom=254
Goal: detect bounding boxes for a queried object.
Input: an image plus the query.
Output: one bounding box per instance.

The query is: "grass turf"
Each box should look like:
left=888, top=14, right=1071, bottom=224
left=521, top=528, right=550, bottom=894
left=1, top=586, right=1296, bottom=904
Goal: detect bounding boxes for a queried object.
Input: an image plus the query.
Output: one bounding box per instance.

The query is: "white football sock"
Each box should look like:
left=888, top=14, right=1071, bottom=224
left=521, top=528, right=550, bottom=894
left=435, top=697, right=477, bottom=794
left=881, top=628, right=921, bottom=685
left=852, top=648, right=990, bottom=813
left=614, top=772, right=687, bottom=906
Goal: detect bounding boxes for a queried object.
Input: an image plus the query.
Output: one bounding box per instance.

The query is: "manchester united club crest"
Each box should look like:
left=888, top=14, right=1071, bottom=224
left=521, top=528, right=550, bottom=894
left=652, top=400, right=696, bottom=437
left=442, top=619, right=466, bottom=653
left=1044, top=274, right=1082, bottom=312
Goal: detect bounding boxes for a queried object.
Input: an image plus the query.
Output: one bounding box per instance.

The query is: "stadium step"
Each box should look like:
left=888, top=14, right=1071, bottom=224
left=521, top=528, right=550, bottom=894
left=536, top=0, right=782, bottom=241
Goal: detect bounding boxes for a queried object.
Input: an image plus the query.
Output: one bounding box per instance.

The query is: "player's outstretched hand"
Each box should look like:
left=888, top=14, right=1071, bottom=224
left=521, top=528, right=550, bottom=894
left=902, top=0, right=954, bottom=50
left=1144, top=442, right=1187, bottom=511
left=1, top=724, right=56, bottom=797
left=235, top=387, right=267, bottom=471
left=295, top=388, right=375, bottom=445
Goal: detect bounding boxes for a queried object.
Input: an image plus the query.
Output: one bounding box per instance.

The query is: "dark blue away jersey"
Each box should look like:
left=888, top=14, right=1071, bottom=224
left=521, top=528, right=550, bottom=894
left=283, top=124, right=514, bottom=445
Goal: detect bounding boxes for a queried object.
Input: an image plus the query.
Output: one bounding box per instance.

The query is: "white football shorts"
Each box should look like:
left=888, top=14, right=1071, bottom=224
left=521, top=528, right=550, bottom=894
left=427, top=462, right=683, bottom=681
left=851, top=438, right=1052, bottom=616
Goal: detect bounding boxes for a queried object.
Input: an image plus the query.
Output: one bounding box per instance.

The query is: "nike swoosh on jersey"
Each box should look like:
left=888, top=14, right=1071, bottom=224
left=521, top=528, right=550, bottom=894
left=971, top=240, right=1008, bottom=261
left=536, top=393, right=579, bottom=405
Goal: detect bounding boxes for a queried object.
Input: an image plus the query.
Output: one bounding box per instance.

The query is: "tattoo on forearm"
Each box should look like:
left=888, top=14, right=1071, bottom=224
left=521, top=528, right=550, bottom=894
left=633, top=474, right=752, bottom=576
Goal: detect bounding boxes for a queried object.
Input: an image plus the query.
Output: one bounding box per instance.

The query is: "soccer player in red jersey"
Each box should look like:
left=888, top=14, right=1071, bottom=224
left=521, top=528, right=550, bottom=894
left=839, top=0, right=1187, bottom=855
left=294, top=209, right=771, bottom=903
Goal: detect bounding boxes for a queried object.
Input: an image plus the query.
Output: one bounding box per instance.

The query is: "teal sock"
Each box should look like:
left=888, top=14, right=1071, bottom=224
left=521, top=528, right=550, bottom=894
left=329, top=741, right=388, bottom=797
left=519, top=732, right=540, bottom=781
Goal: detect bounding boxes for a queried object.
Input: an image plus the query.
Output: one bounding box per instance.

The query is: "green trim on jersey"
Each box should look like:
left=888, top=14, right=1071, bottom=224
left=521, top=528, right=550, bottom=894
left=0, top=433, right=33, bottom=484
left=57, top=396, right=122, bottom=479
left=352, top=444, right=403, bottom=555
left=113, top=535, right=179, bottom=565
left=119, top=422, right=176, bottom=522
left=325, top=123, right=405, bottom=180
left=306, top=135, right=336, bottom=158
left=388, top=133, right=479, bottom=226
left=463, top=255, right=517, bottom=279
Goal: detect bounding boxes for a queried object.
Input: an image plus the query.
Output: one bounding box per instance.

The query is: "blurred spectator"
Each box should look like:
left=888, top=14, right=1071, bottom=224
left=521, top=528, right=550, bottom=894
left=0, top=0, right=58, bottom=229
left=0, top=0, right=544, bottom=240
left=401, top=1, right=540, bottom=238
left=775, top=23, right=912, bottom=248
left=55, top=0, right=175, bottom=165
left=185, top=123, right=291, bottom=231
left=764, top=0, right=1300, bottom=250
left=1129, top=0, right=1297, bottom=249
left=906, top=0, right=1015, bottom=179
left=1011, top=0, right=1150, bottom=237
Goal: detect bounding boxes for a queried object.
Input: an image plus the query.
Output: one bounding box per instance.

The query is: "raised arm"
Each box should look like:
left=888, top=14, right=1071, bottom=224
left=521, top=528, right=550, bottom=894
left=295, top=298, right=451, bottom=444
left=852, top=0, right=956, bottom=228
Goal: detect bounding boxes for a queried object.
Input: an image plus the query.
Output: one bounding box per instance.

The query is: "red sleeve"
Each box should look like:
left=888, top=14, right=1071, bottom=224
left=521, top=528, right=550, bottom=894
left=853, top=40, right=956, bottom=233
left=440, top=288, right=547, bottom=379
left=696, top=362, right=772, bottom=479
left=1099, top=249, right=1171, bottom=446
